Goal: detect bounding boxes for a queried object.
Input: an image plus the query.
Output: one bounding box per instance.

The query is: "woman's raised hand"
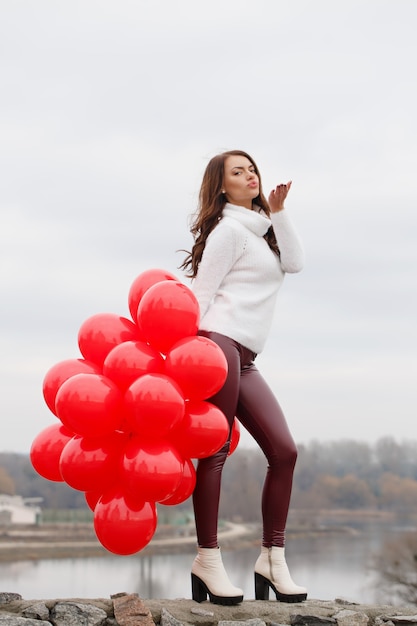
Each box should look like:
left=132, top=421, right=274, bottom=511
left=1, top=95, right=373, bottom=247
left=268, top=181, right=292, bottom=213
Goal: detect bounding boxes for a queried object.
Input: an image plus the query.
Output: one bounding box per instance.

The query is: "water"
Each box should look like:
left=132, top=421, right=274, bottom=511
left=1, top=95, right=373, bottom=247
left=0, top=523, right=404, bottom=603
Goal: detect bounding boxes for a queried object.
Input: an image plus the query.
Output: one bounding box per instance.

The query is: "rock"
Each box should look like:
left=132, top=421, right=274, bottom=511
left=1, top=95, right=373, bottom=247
left=334, top=609, right=369, bottom=626
left=291, top=615, right=337, bottom=626
left=22, top=602, right=50, bottom=620
left=191, top=607, right=216, bottom=617
left=218, top=618, right=266, bottom=626
left=112, top=593, right=154, bottom=626
left=375, top=617, right=417, bottom=626
left=0, top=618, right=50, bottom=626
left=0, top=593, right=23, bottom=604
left=50, top=601, right=108, bottom=626
left=161, top=607, right=185, bottom=626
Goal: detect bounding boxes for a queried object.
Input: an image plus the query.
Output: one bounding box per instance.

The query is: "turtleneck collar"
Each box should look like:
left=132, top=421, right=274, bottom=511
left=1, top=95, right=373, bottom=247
left=222, top=203, right=271, bottom=237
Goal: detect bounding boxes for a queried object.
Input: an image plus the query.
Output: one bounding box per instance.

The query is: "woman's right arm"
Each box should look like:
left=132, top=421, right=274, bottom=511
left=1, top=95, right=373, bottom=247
left=269, top=182, right=305, bottom=274
left=271, top=210, right=305, bottom=273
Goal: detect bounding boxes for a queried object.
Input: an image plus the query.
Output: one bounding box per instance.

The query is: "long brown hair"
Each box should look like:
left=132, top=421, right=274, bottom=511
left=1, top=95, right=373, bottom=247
left=180, top=150, right=279, bottom=278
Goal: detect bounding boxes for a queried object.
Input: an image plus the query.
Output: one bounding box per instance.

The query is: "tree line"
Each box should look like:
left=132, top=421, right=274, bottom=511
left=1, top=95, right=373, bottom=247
left=217, top=437, right=417, bottom=522
left=1, top=436, right=417, bottom=517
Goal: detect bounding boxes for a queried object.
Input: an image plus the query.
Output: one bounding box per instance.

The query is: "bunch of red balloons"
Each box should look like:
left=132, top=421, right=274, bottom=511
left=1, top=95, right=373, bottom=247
left=30, top=269, right=240, bottom=555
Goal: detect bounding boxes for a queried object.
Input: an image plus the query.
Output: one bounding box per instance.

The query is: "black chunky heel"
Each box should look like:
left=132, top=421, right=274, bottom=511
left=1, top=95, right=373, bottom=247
left=191, top=573, right=243, bottom=605
left=254, top=572, right=307, bottom=603
left=191, top=573, right=208, bottom=602
left=254, top=572, right=269, bottom=600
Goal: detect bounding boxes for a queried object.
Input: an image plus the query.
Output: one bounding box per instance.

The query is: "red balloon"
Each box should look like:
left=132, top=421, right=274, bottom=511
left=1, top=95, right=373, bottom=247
left=59, top=432, right=127, bottom=492
left=30, top=423, right=74, bottom=482
left=103, top=340, right=164, bottom=392
left=78, top=313, right=142, bottom=367
left=55, top=373, right=123, bottom=437
left=165, top=336, right=228, bottom=401
left=128, top=268, right=177, bottom=322
left=228, top=418, right=241, bottom=456
left=85, top=490, right=102, bottom=511
left=43, top=358, right=101, bottom=416
left=124, top=373, right=185, bottom=437
left=122, top=437, right=184, bottom=502
left=137, top=281, right=199, bottom=354
left=171, top=400, right=229, bottom=459
left=159, top=458, right=196, bottom=506
left=94, top=488, right=157, bottom=555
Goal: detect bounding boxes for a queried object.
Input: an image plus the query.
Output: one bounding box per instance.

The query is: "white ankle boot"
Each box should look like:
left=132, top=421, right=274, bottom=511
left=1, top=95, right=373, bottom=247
left=191, top=547, right=244, bottom=605
left=254, top=546, right=307, bottom=602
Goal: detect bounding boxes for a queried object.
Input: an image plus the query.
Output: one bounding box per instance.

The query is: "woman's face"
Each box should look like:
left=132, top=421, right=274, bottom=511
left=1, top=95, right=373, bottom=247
left=222, top=155, right=259, bottom=210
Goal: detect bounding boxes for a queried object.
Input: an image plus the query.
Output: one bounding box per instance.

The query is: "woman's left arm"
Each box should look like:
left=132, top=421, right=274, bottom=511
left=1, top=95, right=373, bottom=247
left=269, top=182, right=305, bottom=274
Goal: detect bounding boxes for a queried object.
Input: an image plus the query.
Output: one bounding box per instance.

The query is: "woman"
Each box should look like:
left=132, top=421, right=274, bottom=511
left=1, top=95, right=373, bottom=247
left=180, top=150, right=307, bottom=605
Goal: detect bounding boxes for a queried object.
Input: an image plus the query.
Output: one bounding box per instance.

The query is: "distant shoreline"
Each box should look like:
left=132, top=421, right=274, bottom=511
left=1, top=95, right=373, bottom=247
left=0, top=521, right=261, bottom=562
left=0, top=509, right=404, bottom=563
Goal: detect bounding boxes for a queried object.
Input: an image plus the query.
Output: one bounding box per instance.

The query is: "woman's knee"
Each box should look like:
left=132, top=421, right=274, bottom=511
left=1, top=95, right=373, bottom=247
left=267, top=440, right=298, bottom=471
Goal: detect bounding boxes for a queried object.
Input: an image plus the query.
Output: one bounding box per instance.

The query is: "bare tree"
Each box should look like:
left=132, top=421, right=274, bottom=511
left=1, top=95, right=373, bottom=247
left=372, top=531, right=417, bottom=605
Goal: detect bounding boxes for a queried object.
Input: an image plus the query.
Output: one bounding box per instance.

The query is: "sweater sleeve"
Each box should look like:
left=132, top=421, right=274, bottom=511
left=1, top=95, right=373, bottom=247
left=271, top=210, right=305, bottom=273
left=192, top=223, right=244, bottom=319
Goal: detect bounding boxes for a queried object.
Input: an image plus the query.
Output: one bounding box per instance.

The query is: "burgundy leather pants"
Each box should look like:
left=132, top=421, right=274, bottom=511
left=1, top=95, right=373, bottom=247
left=193, top=332, right=298, bottom=548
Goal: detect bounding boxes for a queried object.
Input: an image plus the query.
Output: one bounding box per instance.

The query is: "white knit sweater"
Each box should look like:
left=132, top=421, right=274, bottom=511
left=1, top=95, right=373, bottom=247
left=192, top=203, right=304, bottom=354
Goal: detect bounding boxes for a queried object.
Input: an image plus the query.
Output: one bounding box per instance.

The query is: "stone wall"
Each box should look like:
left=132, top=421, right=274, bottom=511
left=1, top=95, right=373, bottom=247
left=1, top=592, right=417, bottom=626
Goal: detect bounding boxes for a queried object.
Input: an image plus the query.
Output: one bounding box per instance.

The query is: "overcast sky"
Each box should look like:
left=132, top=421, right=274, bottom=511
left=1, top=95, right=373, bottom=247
left=1, top=0, right=416, bottom=454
